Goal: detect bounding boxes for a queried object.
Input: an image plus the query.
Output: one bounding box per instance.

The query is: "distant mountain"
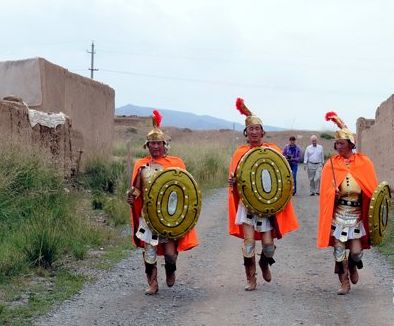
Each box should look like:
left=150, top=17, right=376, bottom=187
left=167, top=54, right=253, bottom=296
left=115, top=104, right=284, bottom=131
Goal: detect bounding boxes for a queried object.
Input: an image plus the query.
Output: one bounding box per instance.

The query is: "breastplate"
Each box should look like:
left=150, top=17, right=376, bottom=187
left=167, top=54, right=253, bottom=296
left=339, top=173, right=361, bottom=201
left=141, top=162, right=164, bottom=189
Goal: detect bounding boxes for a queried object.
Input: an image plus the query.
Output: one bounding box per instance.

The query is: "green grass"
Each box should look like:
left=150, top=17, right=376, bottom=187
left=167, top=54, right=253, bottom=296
left=171, top=142, right=232, bottom=190
left=0, top=145, right=136, bottom=324
left=0, top=270, right=86, bottom=325
left=0, top=145, right=113, bottom=276
left=376, top=207, right=394, bottom=265
left=93, top=237, right=133, bottom=270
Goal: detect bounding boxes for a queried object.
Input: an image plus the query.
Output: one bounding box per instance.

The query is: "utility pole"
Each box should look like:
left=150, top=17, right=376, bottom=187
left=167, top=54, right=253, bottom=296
left=87, top=41, right=98, bottom=79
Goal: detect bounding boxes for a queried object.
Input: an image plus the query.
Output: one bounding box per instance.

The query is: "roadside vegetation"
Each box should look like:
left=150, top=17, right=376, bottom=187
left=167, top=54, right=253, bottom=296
left=0, top=145, right=132, bottom=324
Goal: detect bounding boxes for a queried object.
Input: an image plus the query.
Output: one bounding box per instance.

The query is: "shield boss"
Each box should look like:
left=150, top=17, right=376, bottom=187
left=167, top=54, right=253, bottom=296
left=143, top=168, right=201, bottom=239
left=236, top=147, right=293, bottom=216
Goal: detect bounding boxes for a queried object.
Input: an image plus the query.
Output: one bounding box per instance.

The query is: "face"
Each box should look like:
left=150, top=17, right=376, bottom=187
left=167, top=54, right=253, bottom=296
left=335, top=139, right=353, bottom=157
left=290, top=139, right=296, bottom=145
left=311, top=138, right=317, bottom=146
left=246, top=125, right=264, bottom=145
left=147, top=141, right=165, bottom=159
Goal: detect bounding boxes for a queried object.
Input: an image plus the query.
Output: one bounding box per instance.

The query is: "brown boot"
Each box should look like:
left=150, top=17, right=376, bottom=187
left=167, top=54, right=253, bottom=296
left=336, top=260, right=350, bottom=295
left=258, top=253, right=274, bottom=283
left=145, top=262, right=158, bottom=295
left=244, top=256, right=257, bottom=291
left=348, top=255, right=363, bottom=284
left=164, top=254, right=177, bottom=287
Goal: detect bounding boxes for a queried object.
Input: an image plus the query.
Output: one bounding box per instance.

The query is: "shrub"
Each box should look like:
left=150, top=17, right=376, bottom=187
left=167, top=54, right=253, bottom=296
left=104, top=197, right=130, bottom=226
left=82, top=159, right=126, bottom=194
left=0, top=145, right=108, bottom=276
left=320, top=132, right=335, bottom=140
left=19, top=214, right=62, bottom=268
left=126, top=127, right=138, bottom=134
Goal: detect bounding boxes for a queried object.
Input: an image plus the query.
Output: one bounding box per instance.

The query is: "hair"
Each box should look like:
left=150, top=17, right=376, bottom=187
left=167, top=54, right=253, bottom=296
left=289, top=136, right=296, bottom=141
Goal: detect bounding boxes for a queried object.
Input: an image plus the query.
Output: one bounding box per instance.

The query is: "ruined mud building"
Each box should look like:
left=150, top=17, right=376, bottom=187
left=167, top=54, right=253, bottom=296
left=357, top=94, right=394, bottom=189
left=0, top=57, right=114, bottom=175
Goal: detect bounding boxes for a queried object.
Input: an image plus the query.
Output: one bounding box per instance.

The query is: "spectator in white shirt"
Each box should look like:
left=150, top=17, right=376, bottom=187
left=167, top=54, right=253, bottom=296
left=304, top=135, right=324, bottom=196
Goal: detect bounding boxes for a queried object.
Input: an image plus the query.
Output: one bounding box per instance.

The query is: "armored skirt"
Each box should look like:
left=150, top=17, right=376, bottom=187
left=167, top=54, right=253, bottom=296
left=317, top=153, right=378, bottom=249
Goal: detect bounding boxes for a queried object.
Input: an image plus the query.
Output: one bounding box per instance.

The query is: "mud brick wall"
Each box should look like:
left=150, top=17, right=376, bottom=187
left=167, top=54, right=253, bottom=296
left=0, top=100, right=74, bottom=175
left=357, top=94, right=394, bottom=189
left=0, top=57, right=114, bottom=166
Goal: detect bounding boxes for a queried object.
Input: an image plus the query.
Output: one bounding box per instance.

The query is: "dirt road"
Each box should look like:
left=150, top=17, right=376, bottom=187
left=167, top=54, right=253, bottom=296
left=36, top=170, right=394, bottom=326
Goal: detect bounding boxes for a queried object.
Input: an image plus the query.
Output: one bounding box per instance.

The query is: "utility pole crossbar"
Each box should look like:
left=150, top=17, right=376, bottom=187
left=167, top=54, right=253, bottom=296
left=87, top=41, right=98, bottom=79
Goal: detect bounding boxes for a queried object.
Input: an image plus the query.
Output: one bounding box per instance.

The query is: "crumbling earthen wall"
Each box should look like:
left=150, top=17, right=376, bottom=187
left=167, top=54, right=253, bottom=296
left=357, top=94, right=394, bottom=188
left=0, top=99, right=75, bottom=175
left=0, top=57, right=114, bottom=166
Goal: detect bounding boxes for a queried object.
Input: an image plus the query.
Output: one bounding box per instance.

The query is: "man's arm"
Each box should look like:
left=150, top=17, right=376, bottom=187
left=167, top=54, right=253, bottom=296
left=320, top=145, right=325, bottom=164
left=282, top=144, right=288, bottom=156
left=127, top=167, right=143, bottom=206
left=303, top=146, right=309, bottom=164
left=295, top=146, right=302, bottom=162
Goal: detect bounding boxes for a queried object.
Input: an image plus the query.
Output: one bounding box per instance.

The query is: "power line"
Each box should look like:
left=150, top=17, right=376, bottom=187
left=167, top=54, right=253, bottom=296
left=98, top=68, right=383, bottom=96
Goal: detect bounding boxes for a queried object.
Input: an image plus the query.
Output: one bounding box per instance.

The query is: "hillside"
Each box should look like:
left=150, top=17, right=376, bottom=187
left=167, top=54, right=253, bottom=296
left=115, top=104, right=285, bottom=132
left=114, top=116, right=335, bottom=156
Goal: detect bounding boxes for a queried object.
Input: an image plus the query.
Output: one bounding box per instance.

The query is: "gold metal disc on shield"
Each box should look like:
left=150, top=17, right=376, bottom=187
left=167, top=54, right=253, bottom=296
left=236, top=147, right=294, bottom=216
left=368, top=181, right=391, bottom=246
left=143, top=168, right=202, bottom=239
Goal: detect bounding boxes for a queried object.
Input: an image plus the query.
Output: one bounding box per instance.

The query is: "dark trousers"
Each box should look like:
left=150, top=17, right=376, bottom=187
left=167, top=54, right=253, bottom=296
left=290, top=163, right=298, bottom=194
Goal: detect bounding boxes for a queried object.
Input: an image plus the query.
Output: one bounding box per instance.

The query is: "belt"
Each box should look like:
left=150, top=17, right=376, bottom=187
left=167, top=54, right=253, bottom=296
left=336, top=199, right=361, bottom=207
left=309, top=162, right=321, bottom=164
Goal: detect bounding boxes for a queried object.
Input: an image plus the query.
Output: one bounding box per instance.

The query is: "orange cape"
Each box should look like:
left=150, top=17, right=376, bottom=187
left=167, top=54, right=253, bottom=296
left=228, top=144, right=299, bottom=240
left=130, top=155, right=199, bottom=254
left=317, top=153, right=378, bottom=249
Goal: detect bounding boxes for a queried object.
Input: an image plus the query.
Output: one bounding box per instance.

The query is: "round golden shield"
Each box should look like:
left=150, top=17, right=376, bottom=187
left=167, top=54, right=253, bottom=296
left=143, top=168, right=202, bottom=239
left=368, top=181, right=391, bottom=246
left=236, top=147, right=293, bottom=216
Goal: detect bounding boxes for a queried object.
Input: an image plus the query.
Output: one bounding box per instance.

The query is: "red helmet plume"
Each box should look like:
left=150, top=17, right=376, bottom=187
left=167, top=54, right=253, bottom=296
left=325, top=111, right=346, bottom=129
left=236, top=98, right=252, bottom=117
left=152, top=109, right=162, bottom=128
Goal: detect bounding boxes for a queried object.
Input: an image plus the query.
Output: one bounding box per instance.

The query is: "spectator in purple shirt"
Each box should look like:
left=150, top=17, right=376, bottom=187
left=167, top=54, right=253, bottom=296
left=283, top=136, right=302, bottom=195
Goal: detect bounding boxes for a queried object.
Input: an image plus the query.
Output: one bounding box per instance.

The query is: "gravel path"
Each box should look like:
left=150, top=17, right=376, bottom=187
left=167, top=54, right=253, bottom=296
left=36, top=170, right=394, bottom=326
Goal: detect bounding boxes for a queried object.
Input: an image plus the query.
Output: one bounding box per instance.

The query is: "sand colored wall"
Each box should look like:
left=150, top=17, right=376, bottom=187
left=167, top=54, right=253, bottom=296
left=0, top=100, right=75, bottom=175
left=0, top=57, right=114, bottom=164
left=357, top=94, right=394, bottom=188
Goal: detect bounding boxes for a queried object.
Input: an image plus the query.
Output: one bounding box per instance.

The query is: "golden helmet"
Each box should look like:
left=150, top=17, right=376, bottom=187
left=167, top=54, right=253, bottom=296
left=325, top=111, right=355, bottom=145
left=144, top=110, right=168, bottom=148
left=236, top=98, right=263, bottom=127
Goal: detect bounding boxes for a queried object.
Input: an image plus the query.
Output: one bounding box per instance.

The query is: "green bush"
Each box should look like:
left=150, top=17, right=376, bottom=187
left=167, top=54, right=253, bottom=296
left=19, top=214, right=62, bottom=268
left=0, top=145, right=108, bottom=276
left=80, top=157, right=131, bottom=227
left=82, top=159, right=126, bottom=194
left=320, top=132, right=335, bottom=140
left=126, top=127, right=138, bottom=134
left=104, top=197, right=130, bottom=226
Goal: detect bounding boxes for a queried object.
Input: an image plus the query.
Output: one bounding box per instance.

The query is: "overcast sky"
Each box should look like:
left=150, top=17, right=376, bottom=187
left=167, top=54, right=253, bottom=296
left=1, top=0, right=394, bottom=131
